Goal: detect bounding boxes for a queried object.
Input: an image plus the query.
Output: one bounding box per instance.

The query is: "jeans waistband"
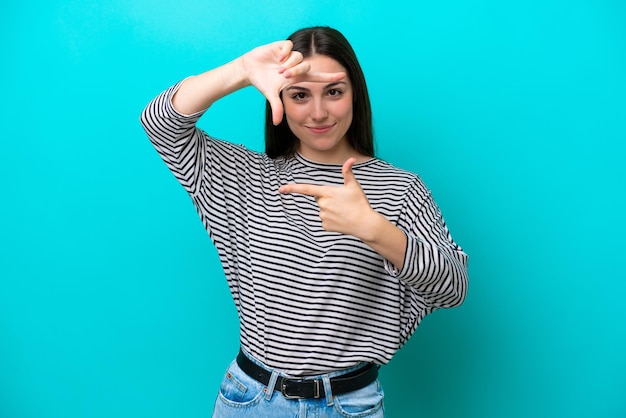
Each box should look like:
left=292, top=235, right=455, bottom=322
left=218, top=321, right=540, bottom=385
left=237, top=349, right=379, bottom=400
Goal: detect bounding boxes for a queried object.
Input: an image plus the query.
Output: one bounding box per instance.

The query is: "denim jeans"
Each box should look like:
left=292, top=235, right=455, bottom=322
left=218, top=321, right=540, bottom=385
left=212, top=350, right=385, bottom=417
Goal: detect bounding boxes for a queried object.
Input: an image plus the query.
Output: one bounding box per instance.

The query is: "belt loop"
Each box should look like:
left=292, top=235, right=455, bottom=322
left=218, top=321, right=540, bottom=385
left=265, top=370, right=279, bottom=401
left=322, top=374, right=334, bottom=406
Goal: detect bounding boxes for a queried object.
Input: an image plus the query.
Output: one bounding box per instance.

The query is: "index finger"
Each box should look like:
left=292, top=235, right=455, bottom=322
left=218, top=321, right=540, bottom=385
left=279, top=183, right=326, bottom=197
left=306, top=71, right=346, bottom=83
left=284, top=67, right=346, bottom=82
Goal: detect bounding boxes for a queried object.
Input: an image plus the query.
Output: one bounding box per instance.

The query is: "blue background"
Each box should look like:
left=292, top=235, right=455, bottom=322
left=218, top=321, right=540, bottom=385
left=1, top=1, right=625, bottom=417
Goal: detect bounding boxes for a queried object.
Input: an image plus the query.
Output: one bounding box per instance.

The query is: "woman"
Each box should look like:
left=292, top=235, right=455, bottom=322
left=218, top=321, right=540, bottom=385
left=141, top=26, right=468, bottom=418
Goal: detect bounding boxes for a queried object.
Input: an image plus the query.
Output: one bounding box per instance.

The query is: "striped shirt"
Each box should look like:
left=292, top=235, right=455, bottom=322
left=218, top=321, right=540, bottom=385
left=140, top=81, right=469, bottom=376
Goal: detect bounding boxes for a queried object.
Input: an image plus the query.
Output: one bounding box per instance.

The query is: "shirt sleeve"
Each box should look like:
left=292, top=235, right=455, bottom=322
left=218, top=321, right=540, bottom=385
left=139, top=81, right=254, bottom=281
left=139, top=80, right=208, bottom=196
left=384, top=178, right=469, bottom=309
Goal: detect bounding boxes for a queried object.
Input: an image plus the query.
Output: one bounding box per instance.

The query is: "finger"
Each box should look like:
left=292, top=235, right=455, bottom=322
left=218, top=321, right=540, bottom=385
left=276, top=40, right=293, bottom=62
left=305, top=70, right=347, bottom=83
left=279, top=183, right=326, bottom=197
left=266, top=93, right=284, bottom=125
left=280, top=53, right=307, bottom=76
left=342, top=157, right=357, bottom=185
left=286, top=70, right=346, bottom=83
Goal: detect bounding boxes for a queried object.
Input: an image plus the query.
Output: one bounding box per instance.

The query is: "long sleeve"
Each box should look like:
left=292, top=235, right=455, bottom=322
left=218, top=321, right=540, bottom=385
left=140, top=81, right=207, bottom=196
left=139, top=82, right=257, bottom=286
left=385, top=178, right=469, bottom=309
left=139, top=83, right=468, bottom=374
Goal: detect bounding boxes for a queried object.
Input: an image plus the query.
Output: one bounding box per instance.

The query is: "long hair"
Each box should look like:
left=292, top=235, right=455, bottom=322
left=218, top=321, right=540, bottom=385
left=265, top=27, right=374, bottom=159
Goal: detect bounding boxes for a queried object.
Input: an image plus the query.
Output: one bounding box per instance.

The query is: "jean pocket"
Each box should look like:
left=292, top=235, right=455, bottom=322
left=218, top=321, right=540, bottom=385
left=333, top=379, right=385, bottom=417
left=217, top=362, right=266, bottom=408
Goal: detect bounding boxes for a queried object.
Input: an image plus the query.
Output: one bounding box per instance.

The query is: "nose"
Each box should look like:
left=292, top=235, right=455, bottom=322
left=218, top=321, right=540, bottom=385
left=310, top=99, right=328, bottom=121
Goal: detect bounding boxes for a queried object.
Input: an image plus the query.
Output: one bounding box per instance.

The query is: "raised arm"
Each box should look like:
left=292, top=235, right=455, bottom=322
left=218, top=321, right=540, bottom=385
left=171, top=40, right=345, bottom=124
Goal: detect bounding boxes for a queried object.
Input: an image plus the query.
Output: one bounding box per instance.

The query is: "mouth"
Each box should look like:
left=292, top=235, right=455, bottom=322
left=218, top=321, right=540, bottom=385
left=306, top=124, right=336, bottom=134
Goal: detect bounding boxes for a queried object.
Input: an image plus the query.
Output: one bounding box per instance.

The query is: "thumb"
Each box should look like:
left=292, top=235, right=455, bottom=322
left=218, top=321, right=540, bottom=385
left=342, top=157, right=357, bottom=185
left=268, top=94, right=284, bottom=125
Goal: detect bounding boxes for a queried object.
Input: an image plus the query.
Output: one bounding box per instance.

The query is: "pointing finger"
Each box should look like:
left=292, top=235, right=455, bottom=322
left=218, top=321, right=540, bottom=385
left=279, top=183, right=326, bottom=197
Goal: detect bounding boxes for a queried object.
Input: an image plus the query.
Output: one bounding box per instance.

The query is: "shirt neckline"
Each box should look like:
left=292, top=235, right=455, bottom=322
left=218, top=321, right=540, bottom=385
left=294, top=152, right=377, bottom=169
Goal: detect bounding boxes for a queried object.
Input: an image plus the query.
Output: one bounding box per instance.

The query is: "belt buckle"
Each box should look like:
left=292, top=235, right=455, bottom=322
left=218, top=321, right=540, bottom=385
left=280, top=378, right=321, bottom=399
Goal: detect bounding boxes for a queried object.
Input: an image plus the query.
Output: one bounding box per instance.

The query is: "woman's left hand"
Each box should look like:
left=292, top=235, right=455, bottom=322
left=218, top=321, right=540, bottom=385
left=278, top=158, right=376, bottom=240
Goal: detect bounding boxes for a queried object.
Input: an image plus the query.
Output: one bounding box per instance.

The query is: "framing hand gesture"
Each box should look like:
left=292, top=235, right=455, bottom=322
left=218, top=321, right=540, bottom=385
left=242, top=41, right=346, bottom=125
left=171, top=40, right=344, bottom=121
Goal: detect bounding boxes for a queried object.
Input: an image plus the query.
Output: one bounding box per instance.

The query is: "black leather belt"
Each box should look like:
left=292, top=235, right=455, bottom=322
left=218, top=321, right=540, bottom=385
left=236, top=350, right=379, bottom=399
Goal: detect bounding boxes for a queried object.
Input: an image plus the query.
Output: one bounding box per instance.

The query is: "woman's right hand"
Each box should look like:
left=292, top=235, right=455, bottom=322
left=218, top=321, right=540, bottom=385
left=240, top=41, right=344, bottom=125
left=171, top=40, right=344, bottom=119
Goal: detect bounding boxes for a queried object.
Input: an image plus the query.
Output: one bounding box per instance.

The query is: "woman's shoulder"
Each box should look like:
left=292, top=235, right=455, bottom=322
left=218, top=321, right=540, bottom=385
left=361, top=158, right=423, bottom=183
left=205, top=134, right=270, bottom=162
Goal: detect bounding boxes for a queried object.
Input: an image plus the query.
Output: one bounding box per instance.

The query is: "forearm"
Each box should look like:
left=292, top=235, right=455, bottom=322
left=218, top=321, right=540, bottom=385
left=171, top=57, right=249, bottom=115
left=402, top=238, right=468, bottom=307
left=359, top=212, right=408, bottom=271
left=360, top=207, right=468, bottom=307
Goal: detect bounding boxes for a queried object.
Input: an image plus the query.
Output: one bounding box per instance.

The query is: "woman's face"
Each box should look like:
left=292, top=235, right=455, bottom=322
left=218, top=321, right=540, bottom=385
left=282, top=54, right=354, bottom=163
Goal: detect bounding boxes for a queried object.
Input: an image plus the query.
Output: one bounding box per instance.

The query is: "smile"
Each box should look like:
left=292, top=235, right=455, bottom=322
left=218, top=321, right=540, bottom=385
left=306, top=124, right=336, bottom=134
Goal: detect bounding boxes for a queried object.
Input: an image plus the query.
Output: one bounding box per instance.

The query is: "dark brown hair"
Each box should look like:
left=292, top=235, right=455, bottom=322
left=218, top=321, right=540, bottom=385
left=265, top=26, right=374, bottom=159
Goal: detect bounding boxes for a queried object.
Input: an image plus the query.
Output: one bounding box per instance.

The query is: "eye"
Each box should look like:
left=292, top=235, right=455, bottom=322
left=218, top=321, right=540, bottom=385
left=291, top=92, right=308, bottom=101
left=328, top=88, right=343, bottom=97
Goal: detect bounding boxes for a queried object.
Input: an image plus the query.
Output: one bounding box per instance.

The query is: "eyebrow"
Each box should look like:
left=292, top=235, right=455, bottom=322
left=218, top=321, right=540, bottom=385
left=284, top=81, right=348, bottom=92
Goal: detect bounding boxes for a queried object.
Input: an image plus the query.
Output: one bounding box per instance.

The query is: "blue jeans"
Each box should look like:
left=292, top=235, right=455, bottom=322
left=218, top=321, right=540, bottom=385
left=212, top=350, right=385, bottom=417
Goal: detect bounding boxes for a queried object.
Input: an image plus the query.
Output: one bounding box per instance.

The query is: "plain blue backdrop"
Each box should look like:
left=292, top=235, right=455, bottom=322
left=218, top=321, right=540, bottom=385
left=1, top=1, right=625, bottom=417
